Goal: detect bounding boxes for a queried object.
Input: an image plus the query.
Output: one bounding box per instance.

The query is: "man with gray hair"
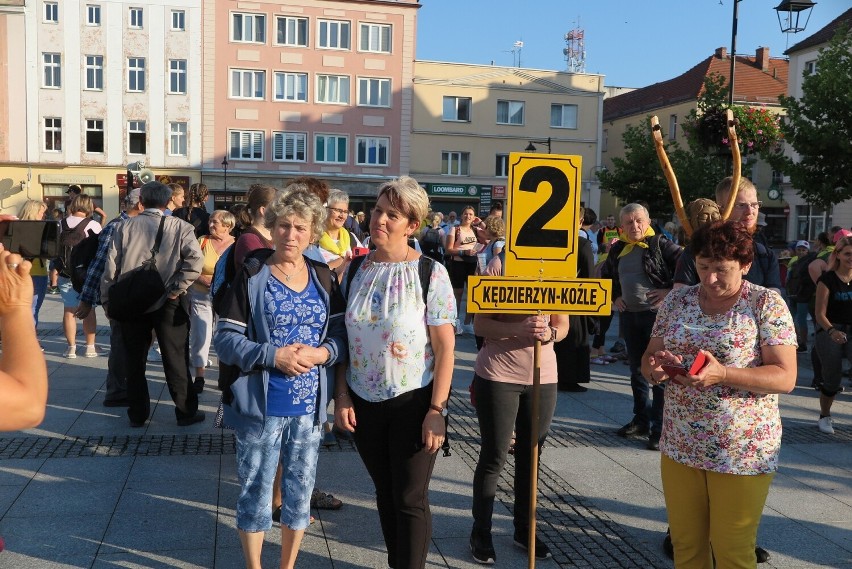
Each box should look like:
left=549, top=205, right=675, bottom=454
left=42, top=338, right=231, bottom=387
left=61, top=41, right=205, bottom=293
left=602, top=203, right=682, bottom=450
left=75, top=188, right=145, bottom=407
left=101, top=181, right=204, bottom=427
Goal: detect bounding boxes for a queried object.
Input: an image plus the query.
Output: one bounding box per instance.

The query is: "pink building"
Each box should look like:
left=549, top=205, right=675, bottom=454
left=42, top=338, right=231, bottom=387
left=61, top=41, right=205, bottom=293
left=202, top=0, right=419, bottom=211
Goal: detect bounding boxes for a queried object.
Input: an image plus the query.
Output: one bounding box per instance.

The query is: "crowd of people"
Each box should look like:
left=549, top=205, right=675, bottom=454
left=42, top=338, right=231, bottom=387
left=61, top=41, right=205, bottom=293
left=6, top=169, right=841, bottom=569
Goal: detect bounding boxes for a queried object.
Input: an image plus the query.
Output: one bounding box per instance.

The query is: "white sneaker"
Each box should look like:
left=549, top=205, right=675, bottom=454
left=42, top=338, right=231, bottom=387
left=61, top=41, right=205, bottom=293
left=84, top=345, right=99, bottom=358
left=817, top=416, right=835, bottom=434
left=63, top=345, right=77, bottom=359
left=147, top=346, right=162, bottom=362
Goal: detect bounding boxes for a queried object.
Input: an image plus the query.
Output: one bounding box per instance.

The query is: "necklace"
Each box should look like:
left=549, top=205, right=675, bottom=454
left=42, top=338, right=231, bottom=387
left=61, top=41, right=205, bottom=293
left=272, top=260, right=306, bottom=282
left=837, top=271, right=852, bottom=285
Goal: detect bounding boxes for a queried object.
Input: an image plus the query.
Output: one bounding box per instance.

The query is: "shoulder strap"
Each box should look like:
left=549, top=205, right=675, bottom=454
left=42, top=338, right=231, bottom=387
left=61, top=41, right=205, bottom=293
left=307, top=258, right=334, bottom=295
left=150, top=215, right=167, bottom=257
left=418, top=256, right=434, bottom=305
left=345, top=254, right=368, bottom=298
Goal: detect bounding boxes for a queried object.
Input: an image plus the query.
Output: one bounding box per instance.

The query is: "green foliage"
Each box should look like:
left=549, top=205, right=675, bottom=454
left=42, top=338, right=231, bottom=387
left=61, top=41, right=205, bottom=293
left=769, top=25, right=852, bottom=208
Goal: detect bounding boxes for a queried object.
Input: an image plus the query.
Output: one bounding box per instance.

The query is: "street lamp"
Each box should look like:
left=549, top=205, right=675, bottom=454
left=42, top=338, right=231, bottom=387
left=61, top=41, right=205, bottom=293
left=221, top=157, right=229, bottom=192
left=728, top=0, right=816, bottom=105
left=524, top=137, right=552, bottom=153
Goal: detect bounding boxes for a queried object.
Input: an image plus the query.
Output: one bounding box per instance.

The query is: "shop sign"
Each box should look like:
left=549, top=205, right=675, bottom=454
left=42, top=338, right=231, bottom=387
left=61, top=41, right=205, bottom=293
left=425, top=184, right=480, bottom=197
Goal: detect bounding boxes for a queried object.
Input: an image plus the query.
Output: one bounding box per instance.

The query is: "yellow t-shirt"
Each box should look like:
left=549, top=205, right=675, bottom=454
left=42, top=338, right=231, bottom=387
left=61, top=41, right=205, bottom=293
left=192, top=237, right=221, bottom=292
left=29, top=257, right=48, bottom=277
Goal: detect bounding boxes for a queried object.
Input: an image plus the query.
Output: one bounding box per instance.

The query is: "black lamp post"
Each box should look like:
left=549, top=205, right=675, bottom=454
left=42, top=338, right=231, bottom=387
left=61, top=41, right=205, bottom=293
left=524, top=137, right=552, bottom=153
left=221, top=157, right=229, bottom=192
left=729, top=0, right=816, bottom=106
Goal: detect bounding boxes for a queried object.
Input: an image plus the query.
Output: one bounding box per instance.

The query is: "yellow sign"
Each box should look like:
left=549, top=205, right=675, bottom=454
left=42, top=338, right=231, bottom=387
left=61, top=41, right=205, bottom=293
left=504, top=153, right=582, bottom=279
left=467, top=276, right=612, bottom=315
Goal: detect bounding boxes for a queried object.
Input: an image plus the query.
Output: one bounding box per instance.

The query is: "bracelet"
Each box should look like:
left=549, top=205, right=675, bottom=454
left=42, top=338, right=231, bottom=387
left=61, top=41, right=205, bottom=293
left=334, top=392, right=351, bottom=401
left=827, top=327, right=837, bottom=334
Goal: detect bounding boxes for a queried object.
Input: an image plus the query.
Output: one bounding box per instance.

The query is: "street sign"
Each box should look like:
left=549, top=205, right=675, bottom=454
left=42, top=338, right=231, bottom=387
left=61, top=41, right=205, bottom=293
left=467, top=276, right=612, bottom=315
left=504, top=153, right=582, bottom=279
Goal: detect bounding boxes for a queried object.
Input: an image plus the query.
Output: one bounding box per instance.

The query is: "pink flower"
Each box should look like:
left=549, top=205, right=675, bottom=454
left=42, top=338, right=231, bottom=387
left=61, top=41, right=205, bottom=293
left=757, top=130, right=763, bottom=135
left=722, top=138, right=729, bottom=144
left=389, top=341, right=408, bottom=361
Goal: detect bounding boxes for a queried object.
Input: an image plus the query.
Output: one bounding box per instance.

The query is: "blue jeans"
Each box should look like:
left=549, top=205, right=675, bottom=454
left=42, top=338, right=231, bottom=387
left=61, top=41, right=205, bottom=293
left=622, top=309, right=664, bottom=435
left=31, top=275, right=48, bottom=327
left=234, top=414, right=321, bottom=532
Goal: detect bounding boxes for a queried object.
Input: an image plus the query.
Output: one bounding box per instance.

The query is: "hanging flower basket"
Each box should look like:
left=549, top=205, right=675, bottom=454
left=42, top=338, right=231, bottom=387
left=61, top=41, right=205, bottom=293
left=683, top=105, right=783, bottom=156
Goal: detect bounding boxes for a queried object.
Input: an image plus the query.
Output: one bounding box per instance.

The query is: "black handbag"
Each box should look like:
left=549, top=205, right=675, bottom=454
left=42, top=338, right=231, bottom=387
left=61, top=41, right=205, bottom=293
left=108, top=216, right=167, bottom=322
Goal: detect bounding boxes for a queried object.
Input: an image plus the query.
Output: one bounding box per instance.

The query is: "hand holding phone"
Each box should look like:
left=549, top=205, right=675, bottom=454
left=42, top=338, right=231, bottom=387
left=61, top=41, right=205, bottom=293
left=661, top=352, right=707, bottom=379
left=352, top=247, right=369, bottom=257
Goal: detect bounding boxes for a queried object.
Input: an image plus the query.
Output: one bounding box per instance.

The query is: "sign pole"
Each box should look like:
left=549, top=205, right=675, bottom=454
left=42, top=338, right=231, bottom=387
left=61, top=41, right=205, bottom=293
left=527, top=335, right=541, bottom=568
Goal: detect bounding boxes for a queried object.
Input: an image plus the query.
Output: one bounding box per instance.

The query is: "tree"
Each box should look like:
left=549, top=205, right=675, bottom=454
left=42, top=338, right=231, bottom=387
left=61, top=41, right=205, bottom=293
left=770, top=25, right=852, bottom=209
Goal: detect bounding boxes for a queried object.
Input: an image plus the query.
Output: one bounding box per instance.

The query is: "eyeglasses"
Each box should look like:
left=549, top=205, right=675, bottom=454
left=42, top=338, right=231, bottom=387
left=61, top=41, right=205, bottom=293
left=734, top=201, right=763, bottom=210
left=326, top=206, right=347, bottom=216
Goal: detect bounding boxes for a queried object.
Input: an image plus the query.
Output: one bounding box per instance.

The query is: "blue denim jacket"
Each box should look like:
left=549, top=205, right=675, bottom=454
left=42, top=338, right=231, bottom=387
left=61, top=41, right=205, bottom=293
left=214, top=252, right=347, bottom=436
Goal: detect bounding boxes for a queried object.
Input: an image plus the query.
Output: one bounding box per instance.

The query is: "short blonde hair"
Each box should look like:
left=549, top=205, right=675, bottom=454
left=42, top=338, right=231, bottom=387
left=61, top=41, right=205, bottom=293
left=715, top=176, right=757, bottom=204
left=377, top=176, right=429, bottom=225
left=18, top=200, right=46, bottom=221
left=484, top=216, right=505, bottom=238
left=265, top=188, right=326, bottom=244
left=68, top=194, right=94, bottom=216
left=211, top=209, right=236, bottom=229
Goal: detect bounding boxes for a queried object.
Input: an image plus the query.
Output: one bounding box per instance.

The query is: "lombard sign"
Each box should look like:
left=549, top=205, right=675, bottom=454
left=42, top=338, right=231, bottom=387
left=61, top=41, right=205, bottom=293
left=425, top=183, right=481, bottom=197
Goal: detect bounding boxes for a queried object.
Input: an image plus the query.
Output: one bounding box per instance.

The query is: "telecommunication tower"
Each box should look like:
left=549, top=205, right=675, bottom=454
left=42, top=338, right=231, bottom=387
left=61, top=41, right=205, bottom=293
left=563, top=23, right=586, bottom=74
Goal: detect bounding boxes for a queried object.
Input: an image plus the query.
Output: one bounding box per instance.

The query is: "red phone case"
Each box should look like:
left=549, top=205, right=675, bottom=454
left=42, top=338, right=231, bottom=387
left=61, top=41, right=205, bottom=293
left=662, top=352, right=707, bottom=378
left=352, top=247, right=369, bottom=257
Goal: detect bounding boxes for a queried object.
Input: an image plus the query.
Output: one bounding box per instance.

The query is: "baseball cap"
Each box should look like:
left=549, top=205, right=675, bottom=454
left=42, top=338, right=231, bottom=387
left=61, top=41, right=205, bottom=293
left=124, top=188, right=141, bottom=206
left=795, top=240, right=810, bottom=249
left=833, top=229, right=852, bottom=243
left=66, top=184, right=82, bottom=194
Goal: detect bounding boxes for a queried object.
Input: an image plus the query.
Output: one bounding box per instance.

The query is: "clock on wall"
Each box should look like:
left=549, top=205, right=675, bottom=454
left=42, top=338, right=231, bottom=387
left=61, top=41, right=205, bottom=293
left=768, top=188, right=781, bottom=200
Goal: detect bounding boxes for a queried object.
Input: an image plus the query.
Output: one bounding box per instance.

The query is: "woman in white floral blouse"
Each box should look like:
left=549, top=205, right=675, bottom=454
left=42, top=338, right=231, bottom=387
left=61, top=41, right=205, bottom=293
left=642, top=220, right=796, bottom=569
left=334, top=176, right=456, bottom=569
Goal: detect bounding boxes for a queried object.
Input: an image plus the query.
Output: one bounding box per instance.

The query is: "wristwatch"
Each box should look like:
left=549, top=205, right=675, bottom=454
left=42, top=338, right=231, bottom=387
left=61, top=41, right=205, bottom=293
left=429, top=404, right=448, bottom=417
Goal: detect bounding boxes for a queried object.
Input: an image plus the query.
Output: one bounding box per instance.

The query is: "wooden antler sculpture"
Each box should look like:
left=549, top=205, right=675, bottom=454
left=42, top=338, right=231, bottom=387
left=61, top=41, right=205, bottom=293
left=719, top=108, right=742, bottom=222
left=650, top=116, right=692, bottom=236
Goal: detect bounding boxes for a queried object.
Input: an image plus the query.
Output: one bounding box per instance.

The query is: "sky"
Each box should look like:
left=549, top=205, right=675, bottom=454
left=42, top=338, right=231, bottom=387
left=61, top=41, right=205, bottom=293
left=416, top=0, right=850, bottom=88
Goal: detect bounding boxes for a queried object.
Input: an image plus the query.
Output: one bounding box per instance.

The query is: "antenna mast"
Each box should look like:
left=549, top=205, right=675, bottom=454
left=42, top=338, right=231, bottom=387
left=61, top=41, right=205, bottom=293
left=563, top=20, right=586, bottom=74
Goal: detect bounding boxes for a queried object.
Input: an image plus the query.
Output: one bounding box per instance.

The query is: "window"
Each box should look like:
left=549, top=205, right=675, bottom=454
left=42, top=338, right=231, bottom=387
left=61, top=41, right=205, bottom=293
left=804, top=59, right=818, bottom=75
left=169, top=122, right=187, bottom=156
left=442, top=151, right=469, bottom=176
left=127, top=58, right=145, bottom=92
left=316, top=74, right=349, bottom=104
left=315, top=134, right=347, bottom=164
left=276, top=16, right=308, bottom=46
left=229, top=130, right=264, bottom=160
left=357, top=77, right=390, bottom=107
left=44, top=118, right=62, bottom=151
left=230, top=69, right=265, bottom=99
left=359, top=23, right=391, bottom=53
left=442, top=96, right=471, bottom=122
left=169, top=60, right=187, bottom=94
left=669, top=114, right=678, bottom=140
left=43, top=53, right=61, bottom=88
left=85, top=119, right=104, bottom=153
left=87, top=5, right=101, bottom=26
left=128, top=120, right=146, bottom=154
left=318, top=19, right=350, bottom=49
left=129, top=7, right=143, bottom=28
left=496, top=100, right=524, bottom=125
left=273, top=72, right=307, bottom=102
left=356, top=136, right=389, bottom=166
left=272, top=132, right=307, bottom=162
left=232, top=13, right=265, bottom=43
left=550, top=103, right=578, bottom=129
left=602, top=128, right=608, bottom=153
left=84, top=55, right=103, bottom=90
left=495, top=154, right=509, bottom=177
left=171, top=10, right=185, bottom=31
left=44, top=2, right=58, bottom=23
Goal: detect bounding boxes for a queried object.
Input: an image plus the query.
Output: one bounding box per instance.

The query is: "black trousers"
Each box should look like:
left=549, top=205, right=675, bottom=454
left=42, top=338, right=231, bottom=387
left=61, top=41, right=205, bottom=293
left=351, top=384, right=437, bottom=569
left=471, top=374, right=557, bottom=538
left=120, top=297, right=198, bottom=424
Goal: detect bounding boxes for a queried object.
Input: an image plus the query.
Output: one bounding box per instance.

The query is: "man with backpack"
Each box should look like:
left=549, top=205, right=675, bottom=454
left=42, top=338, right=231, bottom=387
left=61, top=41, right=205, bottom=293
left=57, top=194, right=102, bottom=359
left=420, top=213, right=446, bottom=264
left=785, top=241, right=816, bottom=352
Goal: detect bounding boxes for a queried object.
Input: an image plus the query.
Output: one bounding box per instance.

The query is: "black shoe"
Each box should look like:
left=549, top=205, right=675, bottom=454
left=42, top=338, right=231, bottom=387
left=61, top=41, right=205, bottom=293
left=662, top=528, right=673, bottom=559
left=103, top=398, right=129, bottom=407
left=648, top=432, right=661, bottom=451
left=272, top=506, right=281, bottom=524
left=129, top=419, right=146, bottom=428
left=193, top=377, right=205, bottom=394
left=616, top=420, right=649, bottom=438
left=469, top=533, right=496, bottom=564
left=513, top=530, right=551, bottom=560
left=558, top=383, right=588, bottom=392
left=756, top=545, right=770, bottom=563
left=177, top=412, right=205, bottom=426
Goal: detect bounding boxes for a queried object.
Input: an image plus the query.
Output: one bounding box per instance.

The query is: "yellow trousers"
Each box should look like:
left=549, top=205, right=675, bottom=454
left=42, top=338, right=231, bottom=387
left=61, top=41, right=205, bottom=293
left=661, top=454, right=774, bottom=569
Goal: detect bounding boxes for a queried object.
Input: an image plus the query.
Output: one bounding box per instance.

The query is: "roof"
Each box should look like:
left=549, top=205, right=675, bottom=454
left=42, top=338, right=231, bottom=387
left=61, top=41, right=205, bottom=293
left=603, top=49, right=788, bottom=122
left=786, top=8, right=852, bottom=55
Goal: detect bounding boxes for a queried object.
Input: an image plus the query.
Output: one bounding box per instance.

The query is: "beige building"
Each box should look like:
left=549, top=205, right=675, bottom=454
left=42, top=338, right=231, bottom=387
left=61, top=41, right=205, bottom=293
left=410, top=60, right=606, bottom=217
left=602, top=46, right=788, bottom=241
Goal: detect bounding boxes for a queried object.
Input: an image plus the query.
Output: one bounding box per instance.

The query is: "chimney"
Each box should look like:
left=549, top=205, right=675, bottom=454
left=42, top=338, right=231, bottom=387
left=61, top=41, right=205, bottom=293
left=715, top=47, right=727, bottom=59
left=756, top=46, right=770, bottom=71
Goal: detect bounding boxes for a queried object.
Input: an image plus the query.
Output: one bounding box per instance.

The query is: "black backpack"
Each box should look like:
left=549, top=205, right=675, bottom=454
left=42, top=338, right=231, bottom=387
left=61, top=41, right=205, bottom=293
left=57, top=218, right=97, bottom=288
left=789, top=252, right=818, bottom=302
left=420, top=227, right=445, bottom=263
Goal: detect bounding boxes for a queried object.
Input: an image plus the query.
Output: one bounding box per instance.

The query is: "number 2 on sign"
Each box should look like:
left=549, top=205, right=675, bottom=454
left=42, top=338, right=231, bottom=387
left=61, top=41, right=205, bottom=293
left=515, top=165, right=570, bottom=248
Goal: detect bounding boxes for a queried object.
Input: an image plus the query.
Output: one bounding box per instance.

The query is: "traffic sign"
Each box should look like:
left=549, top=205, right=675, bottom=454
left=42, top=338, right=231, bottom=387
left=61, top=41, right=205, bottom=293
left=504, top=153, right=582, bottom=279
left=467, top=276, right=612, bottom=315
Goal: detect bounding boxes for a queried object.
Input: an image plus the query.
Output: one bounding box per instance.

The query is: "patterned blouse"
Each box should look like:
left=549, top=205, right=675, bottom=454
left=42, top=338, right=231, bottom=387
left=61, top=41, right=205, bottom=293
left=651, top=281, right=796, bottom=475
left=345, top=256, right=457, bottom=402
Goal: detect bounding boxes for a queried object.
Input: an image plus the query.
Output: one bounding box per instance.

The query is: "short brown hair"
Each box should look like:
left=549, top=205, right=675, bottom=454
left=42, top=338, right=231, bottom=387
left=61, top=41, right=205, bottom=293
left=690, top=220, right=754, bottom=266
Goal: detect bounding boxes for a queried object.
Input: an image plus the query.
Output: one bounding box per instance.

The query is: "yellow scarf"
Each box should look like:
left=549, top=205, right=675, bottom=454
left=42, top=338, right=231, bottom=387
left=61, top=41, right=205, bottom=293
left=319, top=229, right=351, bottom=256
left=617, top=226, right=655, bottom=258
